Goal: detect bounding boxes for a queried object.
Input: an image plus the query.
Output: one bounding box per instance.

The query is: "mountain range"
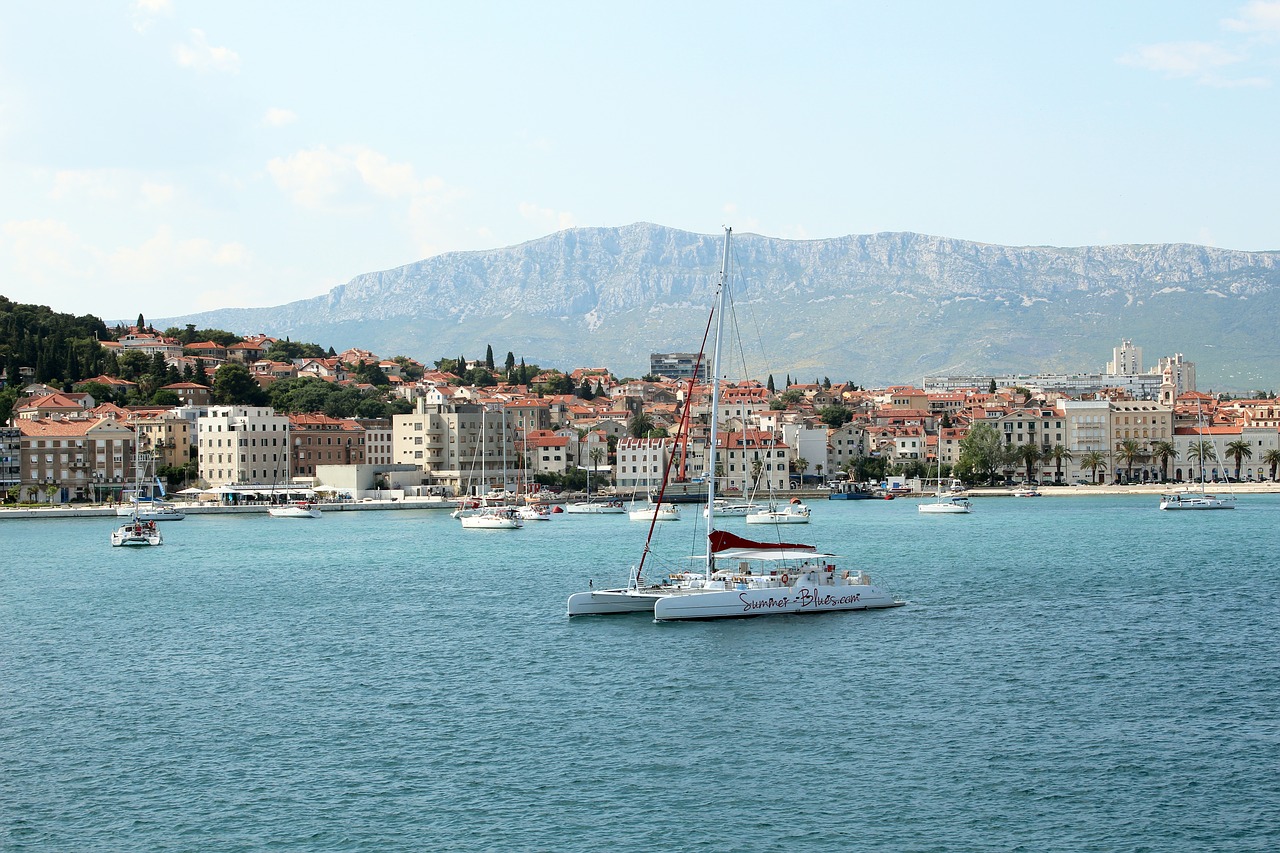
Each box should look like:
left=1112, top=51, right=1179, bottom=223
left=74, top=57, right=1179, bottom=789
left=159, top=222, right=1280, bottom=390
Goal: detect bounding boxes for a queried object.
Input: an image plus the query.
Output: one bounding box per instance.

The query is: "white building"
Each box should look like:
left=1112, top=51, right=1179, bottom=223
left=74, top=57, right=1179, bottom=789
left=614, top=438, right=674, bottom=491
left=198, top=405, right=291, bottom=486
left=1107, top=339, right=1143, bottom=375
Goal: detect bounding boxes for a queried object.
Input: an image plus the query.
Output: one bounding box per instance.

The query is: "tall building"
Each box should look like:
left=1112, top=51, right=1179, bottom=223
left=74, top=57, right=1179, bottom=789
left=649, top=352, right=708, bottom=383
left=1107, top=339, right=1143, bottom=375
left=197, top=406, right=291, bottom=486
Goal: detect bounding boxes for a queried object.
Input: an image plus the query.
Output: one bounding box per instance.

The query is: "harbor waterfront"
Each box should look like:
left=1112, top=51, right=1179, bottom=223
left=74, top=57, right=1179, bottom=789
left=2, top=497, right=1278, bottom=851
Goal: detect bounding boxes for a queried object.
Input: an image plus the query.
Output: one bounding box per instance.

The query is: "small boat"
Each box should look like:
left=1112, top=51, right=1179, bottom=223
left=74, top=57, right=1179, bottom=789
left=702, top=499, right=764, bottom=518
left=918, top=494, right=972, bottom=514
left=111, top=515, right=163, bottom=546
left=744, top=498, right=811, bottom=524
left=459, top=506, right=523, bottom=529
left=1159, top=488, right=1235, bottom=511
left=268, top=501, right=322, bottom=518
left=628, top=502, right=681, bottom=521
left=1159, top=403, right=1236, bottom=511
left=517, top=504, right=552, bottom=521
left=565, top=498, right=625, bottom=514
left=827, top=482, right=877, bottom=500
left=920, top=455, right=972, bottom=514
left=1011, top=486, right=1042, bottom=497
left=116, top=450, right=184, bottom=521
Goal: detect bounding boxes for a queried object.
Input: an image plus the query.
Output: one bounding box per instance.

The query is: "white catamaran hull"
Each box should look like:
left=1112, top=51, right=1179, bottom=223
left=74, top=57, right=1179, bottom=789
left=653, top=576, right=902, bottom=621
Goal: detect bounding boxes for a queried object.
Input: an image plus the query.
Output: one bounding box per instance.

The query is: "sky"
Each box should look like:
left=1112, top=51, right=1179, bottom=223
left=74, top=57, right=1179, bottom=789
left=2, top=1, right=1279, bottom=322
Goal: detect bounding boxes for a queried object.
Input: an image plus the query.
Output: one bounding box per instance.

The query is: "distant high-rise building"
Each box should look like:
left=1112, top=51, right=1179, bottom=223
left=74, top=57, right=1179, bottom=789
left=1107, top=339, right=1143, bottom=375
left=649, top=352, right=708, bottom=383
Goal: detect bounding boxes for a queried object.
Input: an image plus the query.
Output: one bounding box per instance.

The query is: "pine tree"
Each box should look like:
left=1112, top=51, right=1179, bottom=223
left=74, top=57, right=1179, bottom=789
left=136, top=313, right=145, bottom=330
left=505, top=351, right=516, bottom=373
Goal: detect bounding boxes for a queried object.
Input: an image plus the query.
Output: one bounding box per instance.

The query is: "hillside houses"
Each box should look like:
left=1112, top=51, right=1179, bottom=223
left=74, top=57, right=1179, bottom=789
left=8, top=330, right=1280, bottom=505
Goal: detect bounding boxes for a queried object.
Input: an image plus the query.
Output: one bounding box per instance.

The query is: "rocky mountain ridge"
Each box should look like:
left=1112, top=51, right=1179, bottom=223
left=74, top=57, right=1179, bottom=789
left=161, top=223, right=1280, bottom=389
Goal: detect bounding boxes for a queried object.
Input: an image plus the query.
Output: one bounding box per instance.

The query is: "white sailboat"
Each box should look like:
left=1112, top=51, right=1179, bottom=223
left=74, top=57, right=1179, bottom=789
left=565, top=454, right=625, bottom=514
left=919, top=454, right=972, bottom=514
left=1160, top=404, right=1235, bottom=511
left=628, top=451, right=681, bottom=521
left=744, top=497, right=811, bottom=524
left=567, top=227, right=904, bottom=620
left=116, top=449, right=184, bottom=521
left=457, top=406, right=523, bottom=529
left=268, top=501, right=322, bottom=518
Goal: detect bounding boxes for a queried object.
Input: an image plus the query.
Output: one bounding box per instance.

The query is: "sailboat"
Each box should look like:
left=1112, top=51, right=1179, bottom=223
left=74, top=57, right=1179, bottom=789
left=565, top=447, right=625, bottom=514
left=628, top=441, right=681, bottom=521
left=567, top=227, right=904, bottom=620
left=458, top=405, right=523, bottom=529
left=1160, top=403, right=1235, bottom=510
left=116, top=448, right=184, bottom=521
left=918, top=453, right=972, bottom=514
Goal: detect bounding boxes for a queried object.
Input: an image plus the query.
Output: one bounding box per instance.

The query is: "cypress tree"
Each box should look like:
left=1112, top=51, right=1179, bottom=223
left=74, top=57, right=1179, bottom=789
left=485, top=345, right=495, bottom=370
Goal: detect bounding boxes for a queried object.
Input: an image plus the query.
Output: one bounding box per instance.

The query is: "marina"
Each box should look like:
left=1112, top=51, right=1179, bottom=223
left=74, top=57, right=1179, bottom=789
left=2, top=494, right=1278, bottom=850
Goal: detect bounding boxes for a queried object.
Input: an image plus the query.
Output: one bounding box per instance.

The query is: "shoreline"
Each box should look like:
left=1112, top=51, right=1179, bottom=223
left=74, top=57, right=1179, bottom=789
left=2, top=482, right=1275, bottom=520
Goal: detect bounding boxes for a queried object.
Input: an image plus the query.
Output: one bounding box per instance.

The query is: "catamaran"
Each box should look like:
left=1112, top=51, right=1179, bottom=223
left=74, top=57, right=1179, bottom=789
left=567, top=227, right=904, bottom=620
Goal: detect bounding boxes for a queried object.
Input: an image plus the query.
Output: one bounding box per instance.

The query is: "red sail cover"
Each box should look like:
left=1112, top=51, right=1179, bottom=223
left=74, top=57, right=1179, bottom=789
left=708, top=530, right=816, bottom=554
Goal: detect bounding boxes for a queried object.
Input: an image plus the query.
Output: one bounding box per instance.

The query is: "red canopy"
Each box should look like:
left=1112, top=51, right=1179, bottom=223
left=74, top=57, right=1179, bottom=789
left=708, top=529, right=815, bottom=554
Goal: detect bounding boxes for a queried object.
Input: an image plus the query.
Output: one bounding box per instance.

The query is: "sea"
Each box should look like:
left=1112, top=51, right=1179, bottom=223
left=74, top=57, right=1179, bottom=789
left=2, top=494, right=1277, bottom=852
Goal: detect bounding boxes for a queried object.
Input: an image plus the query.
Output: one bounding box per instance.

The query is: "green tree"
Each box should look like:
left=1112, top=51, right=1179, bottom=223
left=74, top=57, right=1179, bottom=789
left=485, top=345, right=495, bottom=371
left=793, top=457, right=809, bottom=484
left=988, top=378, right=997, bottom=393
left=152, top=389, right=180, bottom=406
left=1225, top=439, right=1253, bottom=480
left=1150, top=440, right=1176, bottom=482
left=1047, top=444, right=1073, bottom=484
left=1080, top=450, right=1108, bottom=484
left=1263, top=448, right=1280, bottom=481
left=212, top=363, right=268, bottom=406
left=817, top=405, right=853, bottom=428
left=1187, top=440, right=1217, bottom=482
left=1115, top=438, right=1145, bottom=482
left=628, top=410, right=655, bottom=438
left=1014, top=443, right=1041, bottom=482
left=766, top=374, right=775, bottom=394
left=957, top=422, right=1004, bottom=484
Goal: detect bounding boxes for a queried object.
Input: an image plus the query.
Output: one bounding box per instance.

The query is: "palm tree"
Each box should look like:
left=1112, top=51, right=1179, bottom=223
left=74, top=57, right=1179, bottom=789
left=1080, top=450, right=1108, bottom=484
left=1045, top=444, right=1072, bottom=485
left=1150, top=440, right=1176, bottom=483
left=1225, top=439, right=1253, bottom=481
left=1186, top=440, right=1217, bottom=483
left=794, top=457, right=809, bottom=486
left=1115, top=438, right=1145, bottom=483
left=1015, top=443, right=1041, bottom=483
left=1264, top=447, right=1280, bottom=481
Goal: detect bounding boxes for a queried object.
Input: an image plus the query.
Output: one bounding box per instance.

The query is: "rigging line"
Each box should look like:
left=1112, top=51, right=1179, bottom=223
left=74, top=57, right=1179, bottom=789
left=637, top=265, right=719, bottom=580
left=727, top=235, right=773, bottom=388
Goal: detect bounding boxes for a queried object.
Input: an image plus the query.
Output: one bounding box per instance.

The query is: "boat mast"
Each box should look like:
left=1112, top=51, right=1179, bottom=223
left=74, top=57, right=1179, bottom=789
left=705, top=226, right=731, bottom=574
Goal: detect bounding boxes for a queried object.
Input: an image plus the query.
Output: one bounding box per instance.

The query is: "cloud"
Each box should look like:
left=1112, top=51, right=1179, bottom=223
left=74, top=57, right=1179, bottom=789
left=131, top=0, right=172, bottom=33
left=518, top=202, right=576, bottom=232
left=50, top=170, right=123, bottom=201
left=174, top=29, right=241, bottom=73
left=107, top=226, right=249, bottom=283
left=263, top=107, right=298, bottom=127
left=1122, top=3, right=1280, bottom=86
left=1223, top=1, right=1280, bottom=39
left=267, top=144, right=444, bottom=210
left=1119, top=41, right=1244, bottom=79
left=141, top=182, right=174, bottom=206
left=2, top=219, right=84, bottom=278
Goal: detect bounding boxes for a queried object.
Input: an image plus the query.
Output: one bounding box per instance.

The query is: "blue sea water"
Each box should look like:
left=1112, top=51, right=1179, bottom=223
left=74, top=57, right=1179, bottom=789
left=2, top=495, right=1278, bottom=852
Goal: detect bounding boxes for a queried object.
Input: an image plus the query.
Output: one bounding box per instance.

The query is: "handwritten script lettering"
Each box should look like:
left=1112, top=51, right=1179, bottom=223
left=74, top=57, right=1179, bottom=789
left=739, top=587, right=862, bottom=613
